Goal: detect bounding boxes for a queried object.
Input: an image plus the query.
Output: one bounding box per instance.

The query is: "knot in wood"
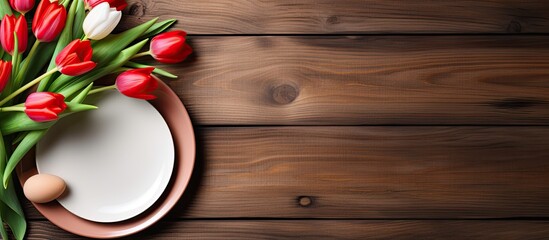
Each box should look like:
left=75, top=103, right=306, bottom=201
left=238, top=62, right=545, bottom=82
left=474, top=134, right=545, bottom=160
left=298, top=196, right=313, bottom=207
left=128, top=2, right=146, bottom=17
left=272, top=84, right=298, bottom=105
left=507, top=20, right=522, bottom=33
left=326, top=15, right=340, bottom=25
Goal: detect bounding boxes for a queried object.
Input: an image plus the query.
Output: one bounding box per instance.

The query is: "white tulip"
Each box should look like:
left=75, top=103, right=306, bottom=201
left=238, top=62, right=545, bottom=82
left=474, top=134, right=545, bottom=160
left=83, top=2, right=122, bottom=40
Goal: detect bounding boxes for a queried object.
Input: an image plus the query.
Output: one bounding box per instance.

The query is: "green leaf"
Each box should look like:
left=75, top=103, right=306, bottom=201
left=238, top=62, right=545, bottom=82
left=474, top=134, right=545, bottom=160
left=61, top=0, right=71, bottom=7
left=48, top=18, right=158, bottom=92
left=56, top=39, right=150, bottom=97
left=140, top=19, right=177, bottom=39
left=3, top=130, right=47, bottom=188
left=0, top=216, right=8, bottom=240
left=0, top=131, right=7, bottom=187
left=0, top=168, right=23, bottom=217
left=21, top=42, right=57, bottom=84
left=92, top=18, right=157, bottom=63
left=0, top=130, right=26, bottom=240
left=70, top=83, right=93, bottom=103
left=0, top=102, right=98, bottom=135
left=0, top=200, right=26, bottom=240
left=0, top=0, right=12, bottom=18
left=15, top=40, right=39, bottom=88
left=126, top=61, right=178, bottom=78
left=72, top=0, right=86, bottom=39
left=65, top=102, right=98, bottom=112
left=37, top=0, right=79, bottom=92
left=11, top=132, right=26, bottom=145
left=0, top=113, right=54, bottom=136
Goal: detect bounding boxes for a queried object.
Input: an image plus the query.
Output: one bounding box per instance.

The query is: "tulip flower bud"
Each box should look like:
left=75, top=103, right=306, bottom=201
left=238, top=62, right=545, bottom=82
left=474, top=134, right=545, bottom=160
left=83, top=2, right=122, bottom=40
left=33, top=0, right=67, bottom=42
left=0, top=60, right=12, bottom=93
left=55, top=39, right=97, bottom=76
left=24, top=92, right=67, bottom=122
left=9, top=0, right=35, bottom=14
left=150, top=31, right=193, bottom=64
left=85, top=0, right=127, bottom=11
left=116, top=67, right=159, bottom=100
left=0, top=15, right=28, bottom=54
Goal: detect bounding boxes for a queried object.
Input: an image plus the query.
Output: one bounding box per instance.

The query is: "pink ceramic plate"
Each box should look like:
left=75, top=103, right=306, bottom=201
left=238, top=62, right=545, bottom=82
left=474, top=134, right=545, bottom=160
left=16, top=80, right=195, bottom=239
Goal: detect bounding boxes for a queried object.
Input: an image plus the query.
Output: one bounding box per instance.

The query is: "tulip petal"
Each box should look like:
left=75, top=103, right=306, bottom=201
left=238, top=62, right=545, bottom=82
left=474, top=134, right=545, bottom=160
left=150, top=31, right=191, bottom=64
left=10, top=0, right=35, bottom=14
left=24, top=108, right=59, bottom=122
left=14, top=16, right=27, bottom=53
left=33, top=0, right=66, bottom=42
left=78, top=41, right=94, bottom=61
left=32, top=0, right=50, bottom=31
left=83, top=3, right=109, bottom=33
left=25, top=93, right=56, bottom=109
left=56, top=40, right=97, bottom=76
left=84, top=2, right=112, bottom=39
left=0, top=15, right=14, bottom=53
left=88, top=7, right=121, bottom=40
left=58, top=53, right=80, bottom=66
left=155, top=43, right=193, bottom=64
left=115, top=68, right=158, bottom=100
left=59, top=61, right=96, bottom=76
left=0, top=60, right=12, bottom=93
left=24, top=92, right=67, bottom=122
left=0, top=15, right=26, bottom=53
left=55, top=40, right=79, bottom=65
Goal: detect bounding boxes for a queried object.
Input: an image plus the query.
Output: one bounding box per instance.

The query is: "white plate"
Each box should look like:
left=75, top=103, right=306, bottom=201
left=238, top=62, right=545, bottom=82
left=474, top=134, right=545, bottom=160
left=36, top=90, right=175, bottom=223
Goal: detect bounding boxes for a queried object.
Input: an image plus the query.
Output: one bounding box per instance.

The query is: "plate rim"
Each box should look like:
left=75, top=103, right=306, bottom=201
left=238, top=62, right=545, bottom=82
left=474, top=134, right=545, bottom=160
left=16, top=80, right=196, bottom=239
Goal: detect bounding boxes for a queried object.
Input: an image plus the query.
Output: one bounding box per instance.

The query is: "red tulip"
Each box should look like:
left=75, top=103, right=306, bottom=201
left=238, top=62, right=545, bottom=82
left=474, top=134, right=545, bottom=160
left=33, top=0, right=67, bottom=42
left=9, top=0, right=35, bottom=14
left=85, top=0, right=127, bottom=11
left=0, top=15, right=28, bottom=54
left=150, top=31, right=192, bottom=64
left=0, top=60, right=12, bottom=93
left=24, top=92, right=67, bottom=122
left=116, top=67, right=159, bottom=100
left=55, top=39, right=96, bottom=76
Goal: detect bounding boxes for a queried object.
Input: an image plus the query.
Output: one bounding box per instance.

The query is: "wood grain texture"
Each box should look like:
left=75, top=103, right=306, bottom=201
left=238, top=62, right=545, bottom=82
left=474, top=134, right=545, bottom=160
left=163, top=36, right=549, bottom=125
left=23, top=1, right=549, bottom=239
left=27, top=220, right=549, bottom=239
left=25, top=127, right=549, bottom=219
left=120, top=0, right=549, bottom=34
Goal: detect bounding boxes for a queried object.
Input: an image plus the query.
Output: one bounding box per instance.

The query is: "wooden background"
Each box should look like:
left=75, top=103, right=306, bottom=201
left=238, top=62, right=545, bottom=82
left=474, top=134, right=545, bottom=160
left=25, top=0, right=549, bottom=239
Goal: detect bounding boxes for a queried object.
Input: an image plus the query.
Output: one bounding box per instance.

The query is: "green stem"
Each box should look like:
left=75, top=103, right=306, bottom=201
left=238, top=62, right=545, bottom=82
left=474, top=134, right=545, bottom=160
left=0, top=68, right=58, bottom=107
left=0, top=106, right=24, bottom=112
left=16, top=40, right=41, bottom=86
left=131, top=51, right=151, bottom=59
left=61, top=0, right=72, bottom=7
left=11, top=33, right=20, bottom=82
left=88, top=85, right=117, bottom=95
left=125, top=61, right=178, bottom=78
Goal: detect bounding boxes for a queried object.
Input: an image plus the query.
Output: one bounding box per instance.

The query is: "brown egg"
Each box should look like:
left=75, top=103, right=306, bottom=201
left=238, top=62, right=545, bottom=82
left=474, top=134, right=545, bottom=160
left=23, top=174, right=66, bottom=203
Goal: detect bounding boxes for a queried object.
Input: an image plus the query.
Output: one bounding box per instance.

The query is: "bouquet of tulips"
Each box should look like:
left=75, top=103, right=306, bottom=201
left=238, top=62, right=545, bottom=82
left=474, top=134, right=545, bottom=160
left=0, top=0, right=192, bottom=238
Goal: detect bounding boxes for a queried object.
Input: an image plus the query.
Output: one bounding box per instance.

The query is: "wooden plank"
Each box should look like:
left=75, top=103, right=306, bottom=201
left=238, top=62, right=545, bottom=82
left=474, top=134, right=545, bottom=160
left=24, top=127, right=549, bottom=219
left=162, top=36, right=549, bottom=125
left=121, top=0, right=549, bottom=34
left=27, top=220, right=549, bottom=239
